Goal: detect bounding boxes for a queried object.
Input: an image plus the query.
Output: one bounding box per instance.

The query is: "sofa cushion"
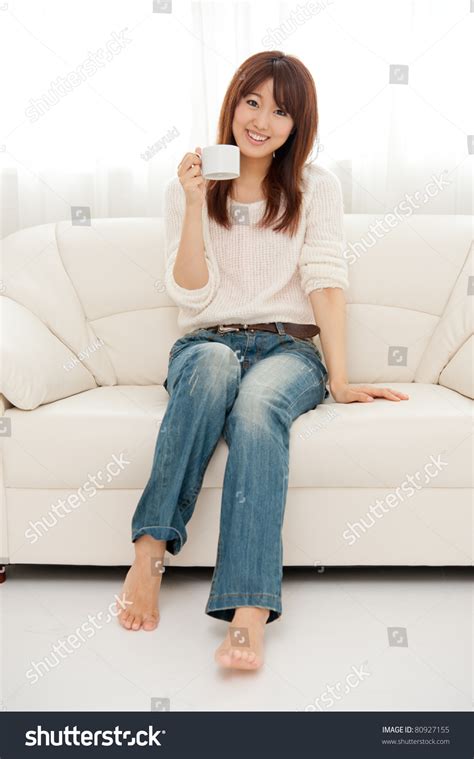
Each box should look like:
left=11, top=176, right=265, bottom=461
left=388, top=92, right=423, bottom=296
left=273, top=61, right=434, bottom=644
left=2, top=382, right=471, bottom=489
left=1, top=297, right=97, bottom=410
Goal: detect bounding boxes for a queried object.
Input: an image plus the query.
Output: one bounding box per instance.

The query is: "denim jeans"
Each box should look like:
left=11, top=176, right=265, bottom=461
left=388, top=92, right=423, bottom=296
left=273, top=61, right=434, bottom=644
left=131, top=322, right=329, bottom=624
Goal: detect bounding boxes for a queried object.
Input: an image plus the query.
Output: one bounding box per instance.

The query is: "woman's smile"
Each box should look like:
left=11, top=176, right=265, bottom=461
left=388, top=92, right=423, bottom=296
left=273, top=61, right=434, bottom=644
left=245, top=128, right=271, bottom=146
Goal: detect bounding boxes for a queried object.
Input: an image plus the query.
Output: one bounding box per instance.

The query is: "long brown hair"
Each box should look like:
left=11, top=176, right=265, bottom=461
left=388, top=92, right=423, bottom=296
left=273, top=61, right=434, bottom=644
left=206, top=51, right=318, bottom=237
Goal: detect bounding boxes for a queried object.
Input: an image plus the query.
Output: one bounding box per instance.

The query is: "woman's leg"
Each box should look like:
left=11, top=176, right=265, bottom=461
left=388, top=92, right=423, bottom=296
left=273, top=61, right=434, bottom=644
left=210, top=343, right=328, bottom=668
left=119, top=339, right=241, bottom=631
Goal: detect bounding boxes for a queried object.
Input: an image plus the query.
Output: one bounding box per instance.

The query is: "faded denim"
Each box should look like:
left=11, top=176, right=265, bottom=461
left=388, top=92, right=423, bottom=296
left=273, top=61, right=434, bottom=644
left=131, top=322, right=329, bottom=623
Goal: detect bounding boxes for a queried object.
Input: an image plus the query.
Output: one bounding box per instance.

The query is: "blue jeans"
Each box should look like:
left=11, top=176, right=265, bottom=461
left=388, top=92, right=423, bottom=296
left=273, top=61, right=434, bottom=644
left=131, top=322, right=329, bottom=624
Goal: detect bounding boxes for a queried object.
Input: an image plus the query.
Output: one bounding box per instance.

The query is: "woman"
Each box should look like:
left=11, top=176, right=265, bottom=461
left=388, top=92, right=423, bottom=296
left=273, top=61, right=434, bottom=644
left=118, top=51, right=408, bottom=670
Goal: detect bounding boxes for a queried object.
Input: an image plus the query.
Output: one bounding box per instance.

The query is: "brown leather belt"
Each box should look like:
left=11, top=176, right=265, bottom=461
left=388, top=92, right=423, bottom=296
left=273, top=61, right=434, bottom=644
left=205, top=322, right=320, bottom=338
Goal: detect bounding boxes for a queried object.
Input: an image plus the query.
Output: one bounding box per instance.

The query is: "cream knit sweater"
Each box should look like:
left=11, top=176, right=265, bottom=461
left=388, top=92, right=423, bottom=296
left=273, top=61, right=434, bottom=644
left=163, top=162, right=349, bottom=333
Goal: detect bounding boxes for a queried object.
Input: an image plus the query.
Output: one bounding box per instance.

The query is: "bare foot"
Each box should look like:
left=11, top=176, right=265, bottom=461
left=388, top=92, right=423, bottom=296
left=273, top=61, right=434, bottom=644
left=117, top=535, right=167, bottom=632
left=214, top=607, right=270, bottom=670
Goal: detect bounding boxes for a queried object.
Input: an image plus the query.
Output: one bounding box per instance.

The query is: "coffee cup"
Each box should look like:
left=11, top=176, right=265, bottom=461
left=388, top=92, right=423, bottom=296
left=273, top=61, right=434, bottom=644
left=201, top=144, right=240, bottom=180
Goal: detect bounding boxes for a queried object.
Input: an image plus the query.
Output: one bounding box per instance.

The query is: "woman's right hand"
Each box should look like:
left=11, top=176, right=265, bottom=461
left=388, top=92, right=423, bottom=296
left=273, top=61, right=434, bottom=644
left=177, top=147, right=205, bottom=208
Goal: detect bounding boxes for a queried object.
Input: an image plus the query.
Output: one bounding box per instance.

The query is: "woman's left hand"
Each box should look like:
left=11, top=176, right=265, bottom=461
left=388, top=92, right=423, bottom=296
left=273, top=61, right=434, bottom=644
left=329, top=381, right=409, bottom=404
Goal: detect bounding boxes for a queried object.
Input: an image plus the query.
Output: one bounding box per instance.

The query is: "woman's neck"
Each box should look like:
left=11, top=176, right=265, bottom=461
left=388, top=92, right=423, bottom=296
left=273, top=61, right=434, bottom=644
left=238, top=153, right=272, bottom=184
left=231, top=154, right=272, bottom=202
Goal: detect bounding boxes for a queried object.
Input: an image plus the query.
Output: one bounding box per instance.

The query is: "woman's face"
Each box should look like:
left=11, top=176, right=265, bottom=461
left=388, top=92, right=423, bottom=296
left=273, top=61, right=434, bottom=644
left=232, top=78, right=294, bottom=159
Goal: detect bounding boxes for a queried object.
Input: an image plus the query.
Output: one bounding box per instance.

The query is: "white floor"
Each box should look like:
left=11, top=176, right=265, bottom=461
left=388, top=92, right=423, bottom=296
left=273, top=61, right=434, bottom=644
left=0, top=565, right=472, bottom=712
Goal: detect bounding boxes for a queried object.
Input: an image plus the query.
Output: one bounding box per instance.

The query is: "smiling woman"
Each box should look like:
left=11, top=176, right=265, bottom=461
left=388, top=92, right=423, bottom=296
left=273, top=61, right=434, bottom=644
left=119, top=50, right=352, bottom=671
left=120, top=48, right=408, bottom=677
left=206, top=51, right=318, bottom=236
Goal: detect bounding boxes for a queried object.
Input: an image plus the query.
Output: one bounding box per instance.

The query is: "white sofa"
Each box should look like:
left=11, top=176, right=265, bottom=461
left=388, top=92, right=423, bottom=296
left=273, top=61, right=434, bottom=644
left=0, top=214, right=472, bottom=579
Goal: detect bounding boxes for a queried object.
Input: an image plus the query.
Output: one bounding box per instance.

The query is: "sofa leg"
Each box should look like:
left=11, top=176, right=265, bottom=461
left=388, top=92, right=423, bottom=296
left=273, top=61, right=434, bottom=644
left=0, top=566, right=6, bottom=584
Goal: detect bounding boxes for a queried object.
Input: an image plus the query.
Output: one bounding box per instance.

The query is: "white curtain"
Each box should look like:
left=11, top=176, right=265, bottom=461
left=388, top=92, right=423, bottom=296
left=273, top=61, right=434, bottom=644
left=0, top=0, right=471, bottom=239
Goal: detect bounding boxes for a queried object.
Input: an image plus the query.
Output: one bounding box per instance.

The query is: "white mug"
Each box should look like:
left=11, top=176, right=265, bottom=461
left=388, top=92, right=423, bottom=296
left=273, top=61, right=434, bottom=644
left=201, top=144, right=240, bottom=180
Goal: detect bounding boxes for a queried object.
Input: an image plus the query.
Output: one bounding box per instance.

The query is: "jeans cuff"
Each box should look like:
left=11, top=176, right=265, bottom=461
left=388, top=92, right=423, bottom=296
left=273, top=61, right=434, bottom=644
left=205, top=593, right=282, bottom=624
left=131, top=525, right=184, bottom=555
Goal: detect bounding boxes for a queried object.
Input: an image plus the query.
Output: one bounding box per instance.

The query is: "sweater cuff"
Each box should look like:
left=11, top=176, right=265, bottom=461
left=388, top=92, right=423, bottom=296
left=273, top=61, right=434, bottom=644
left=302, top=273, right=349, bottom=295
left=299, top=255, right=350, bottom=295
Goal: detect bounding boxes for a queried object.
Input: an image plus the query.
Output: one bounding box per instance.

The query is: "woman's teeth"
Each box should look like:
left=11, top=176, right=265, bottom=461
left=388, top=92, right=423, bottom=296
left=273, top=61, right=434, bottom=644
left=246, top=129, right=270, bottom=144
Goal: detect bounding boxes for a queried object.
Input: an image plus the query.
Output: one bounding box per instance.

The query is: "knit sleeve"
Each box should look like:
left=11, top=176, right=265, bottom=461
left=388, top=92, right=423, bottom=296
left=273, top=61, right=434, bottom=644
left=298, top=167, right=349, bottom=294
left=163, top=177, right=219, bottom=312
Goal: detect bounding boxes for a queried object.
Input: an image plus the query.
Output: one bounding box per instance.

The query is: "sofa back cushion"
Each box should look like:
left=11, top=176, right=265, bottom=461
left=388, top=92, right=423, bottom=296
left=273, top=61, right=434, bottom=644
left=339, top=214, right=472, bottom=385
left=55, top=218, right=182, bottom=385
left=1, top=212, right=471, bottom=392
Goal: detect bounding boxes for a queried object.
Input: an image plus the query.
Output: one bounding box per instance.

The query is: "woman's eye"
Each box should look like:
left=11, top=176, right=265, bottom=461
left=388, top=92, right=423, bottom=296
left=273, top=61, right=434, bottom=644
left=246, top=99, right=287, bottom=117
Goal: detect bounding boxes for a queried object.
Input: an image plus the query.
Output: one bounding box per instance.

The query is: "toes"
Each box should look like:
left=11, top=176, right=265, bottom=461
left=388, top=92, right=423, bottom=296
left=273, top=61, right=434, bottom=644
left=142, top=614, right=159, bottom=631
left=131, top=616, right=142, bottom=631
left=215, top=645, right=261, bottom=670
left=248, top=654, right=260, bottom=668
left=119, top=609, right=158, bottom=632
left=215, top=625, right=264, bottom=671
left=232, top=649, right=260, bottom=669
left=215, top=648, right=232, bottom=668
left=119, top=611, right=133, bottom=629
left=241, top=651, right=260, bottom=669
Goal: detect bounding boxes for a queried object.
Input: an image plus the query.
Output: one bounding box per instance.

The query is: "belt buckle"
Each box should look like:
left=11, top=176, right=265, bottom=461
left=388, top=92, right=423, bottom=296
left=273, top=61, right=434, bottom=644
left=218, top=324, right=241, bottom=333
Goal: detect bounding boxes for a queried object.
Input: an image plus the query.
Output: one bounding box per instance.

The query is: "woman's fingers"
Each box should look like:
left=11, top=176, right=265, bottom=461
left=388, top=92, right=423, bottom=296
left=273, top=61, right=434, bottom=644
left=177, top=149, right=202, bottom=177
left=359, top=386, right=410, bottom=401
left=348, top=390, right=373, bottom=403
left=376, top=387, right=409, bottom=400
left=374, top=388, right=400, bottom=400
